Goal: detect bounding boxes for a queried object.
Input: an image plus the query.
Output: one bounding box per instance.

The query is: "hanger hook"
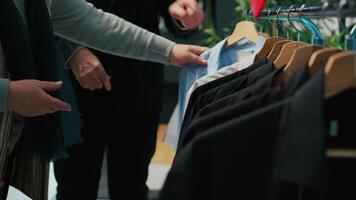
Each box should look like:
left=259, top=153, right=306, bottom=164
left=249, top=9, right=263, bottom=32
left=298, top=4, right=312, bottom=41
left=298, top=4, right=310, bottom=32
left=338, top=0, right=347, bottom=31
left=321, top=1, right=334, bottom=35
left=287, top=4, right=299, bottom=39
left=275, top=7, right=284, bottom=37
left=266, top=8, right=274, bottom=36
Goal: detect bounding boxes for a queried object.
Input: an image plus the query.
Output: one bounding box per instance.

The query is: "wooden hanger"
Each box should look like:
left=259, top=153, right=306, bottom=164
left=267, top=40, right=291, bottom=62
left=325, top=52, right=356, bottom=159
left=324, top=52, right=356, bottom=98
left=259, top=32, right=270, bottom=39
left=273, top=41, right=308, bottom=69
left=226, top=21, right=260, bottom=47
left=328, top=149, right=356, bottom=159
left=254, top=37, right=285, bottom=61
left=308, top=48, right=343, bottom=75
left=283, top=45, right=324, bottom=76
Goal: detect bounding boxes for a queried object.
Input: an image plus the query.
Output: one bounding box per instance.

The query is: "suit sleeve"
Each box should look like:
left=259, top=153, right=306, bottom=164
left=50, top=0, right=175, bottom=65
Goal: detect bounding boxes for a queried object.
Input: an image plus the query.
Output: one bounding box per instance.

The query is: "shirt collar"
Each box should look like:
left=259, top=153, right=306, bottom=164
left=207, top=36, right=266, bottom=71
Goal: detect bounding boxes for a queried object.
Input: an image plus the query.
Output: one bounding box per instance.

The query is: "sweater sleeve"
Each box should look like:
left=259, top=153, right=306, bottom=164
left=50, top=0, right=175, bottom=65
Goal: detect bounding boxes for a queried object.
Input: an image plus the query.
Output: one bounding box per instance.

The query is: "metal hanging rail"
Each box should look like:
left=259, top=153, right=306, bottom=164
left=250, top=0, right=356, bottom=19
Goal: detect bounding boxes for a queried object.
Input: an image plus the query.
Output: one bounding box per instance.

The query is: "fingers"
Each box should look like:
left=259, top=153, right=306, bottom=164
left=100, top=74, right=112, bottom=91
left=37, top=81, right=63, bottom=92
left=189, top=52, right=207, bottom=65
left=78, top=79, right=91, bottom=90
left=169, top=2, right=186, bottom=19
left=169, top=0, right=204, bottom=29
left=189, top=46, right=209, bottom=55
left=97, top=65, right=112, bottom=91
left=188, top=46, right=208, bottom=65
left=89, top=73, right=103, bottom=90
left=46, top=94, right=72, bottom=112
left=77, top=64, right=112, bottom=91
left=183, top=0, right=199, bottom=12
left=87, top=82, right=97, bottom=91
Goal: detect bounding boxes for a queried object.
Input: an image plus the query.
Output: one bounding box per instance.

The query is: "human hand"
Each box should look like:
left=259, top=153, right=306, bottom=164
left=69, top=47, right=111, bottom=91
left=169, top=44, right=208, bottom=67
left=169, top=0, right=204, bottom=29
left=7, top=80, right=71, bottom=117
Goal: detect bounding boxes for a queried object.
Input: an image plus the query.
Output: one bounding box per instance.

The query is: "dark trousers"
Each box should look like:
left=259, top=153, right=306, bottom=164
left=54, top=113, right=159, bottom=200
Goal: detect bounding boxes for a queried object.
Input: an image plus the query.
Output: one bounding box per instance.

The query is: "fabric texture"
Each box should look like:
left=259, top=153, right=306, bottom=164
left=180, top=62, right=275, bottom=134
left=165, top=56, right=267, bottom=149
left=0, top=0, right=81, bottom=161
left=178, top=36, right=265, bottom=125
left=179, top=66, right=309, bottom=153
left=160, top=70, right=326, bottom=200
left=184, top=53, right=257, bottom=112
left=165, top=36, right=265, bottom=149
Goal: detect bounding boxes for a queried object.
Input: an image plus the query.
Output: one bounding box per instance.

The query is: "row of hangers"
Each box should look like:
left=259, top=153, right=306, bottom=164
left=225, top=3, right=356, bottom=158
left=227, top=6, right=356, bottom=99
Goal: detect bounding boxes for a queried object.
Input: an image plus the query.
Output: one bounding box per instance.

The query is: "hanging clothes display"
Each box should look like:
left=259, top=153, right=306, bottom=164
left=160, top=1, right=356, bottom=200
left=178, top=36, right=266, bottom=128
left=165, top=34, right=266, bottom=149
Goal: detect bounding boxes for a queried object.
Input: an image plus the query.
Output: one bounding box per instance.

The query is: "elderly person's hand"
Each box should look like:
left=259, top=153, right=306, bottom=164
left=169, top=0, right=204, bottom=29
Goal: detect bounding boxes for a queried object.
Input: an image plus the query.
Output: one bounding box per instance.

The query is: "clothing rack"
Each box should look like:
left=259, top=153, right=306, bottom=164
left=249, top=0, right=356, bottom=19
left=248, top=1, right=356, bottom=47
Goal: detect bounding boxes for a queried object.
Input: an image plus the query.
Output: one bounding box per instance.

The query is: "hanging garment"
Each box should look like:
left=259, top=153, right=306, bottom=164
left=182, top=56, right=267, bottom=123
left=184, top=53, right=257, bottom=112
left=178, top=36, right=265, bottom=129
left=160, top=70, right=326, bottom=200
left=325, top=88, right=356, bottom=199
left=179, top=61, right=276, bottom=145
left=178, top=65, right=310, bottom=152
left=165, top=36, right=265, bottom=148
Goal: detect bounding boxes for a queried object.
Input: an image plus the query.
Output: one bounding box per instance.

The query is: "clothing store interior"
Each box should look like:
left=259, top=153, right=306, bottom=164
left=5, top=0, right=356, bottom=199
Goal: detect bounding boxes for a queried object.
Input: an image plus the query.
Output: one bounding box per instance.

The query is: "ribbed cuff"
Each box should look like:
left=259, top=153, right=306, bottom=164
left=147, top=35, right=175, bottom=65
left=0, top=78, right=10, bottom=112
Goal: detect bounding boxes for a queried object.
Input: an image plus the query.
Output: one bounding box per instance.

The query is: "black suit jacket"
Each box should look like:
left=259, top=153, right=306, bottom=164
left=57, top=0, right=197, bottom=116
left=160, top=70, right=327, bottom=200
